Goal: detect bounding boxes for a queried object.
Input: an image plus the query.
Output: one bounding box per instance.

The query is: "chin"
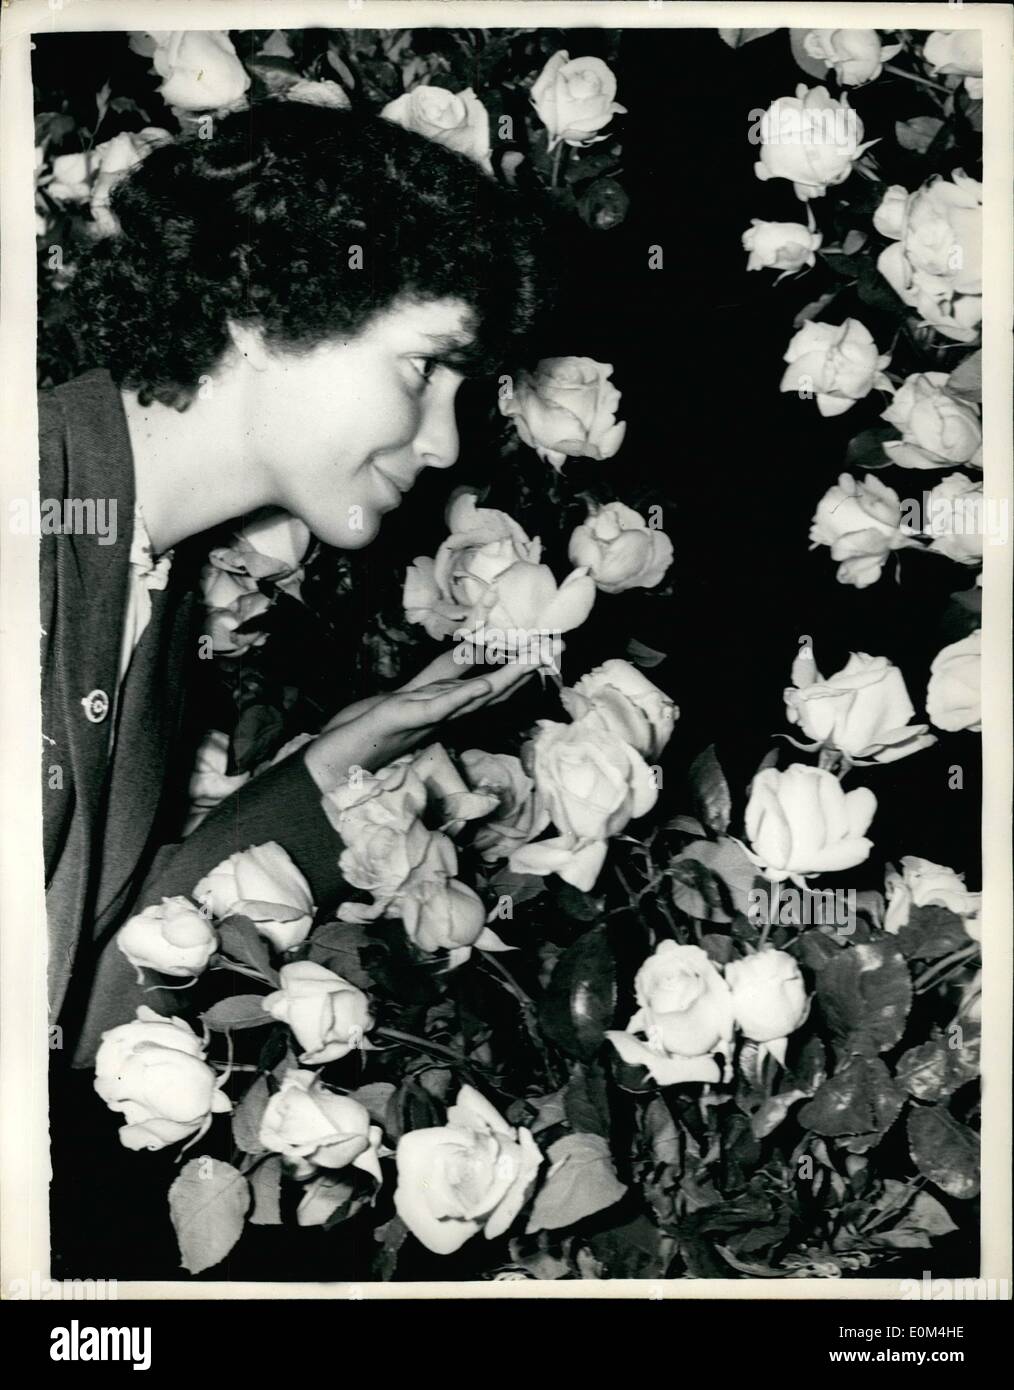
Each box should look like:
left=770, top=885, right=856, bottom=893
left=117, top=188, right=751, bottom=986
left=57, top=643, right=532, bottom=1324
left=310, top=509, right=382, bottom=550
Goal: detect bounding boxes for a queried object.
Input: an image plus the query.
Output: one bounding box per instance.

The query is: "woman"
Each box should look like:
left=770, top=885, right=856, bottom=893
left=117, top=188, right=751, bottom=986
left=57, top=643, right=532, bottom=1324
left=43, top=101, right=551, bottom=1273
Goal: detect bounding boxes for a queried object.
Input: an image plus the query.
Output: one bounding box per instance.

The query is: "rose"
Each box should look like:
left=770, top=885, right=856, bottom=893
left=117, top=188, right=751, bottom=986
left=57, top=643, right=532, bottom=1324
left=145, top=31, right=251, bottom=111
left=884, top=855, right=982, bottom=937
left=744, top=764, right=876, bottom=883
left=499, top=357, right=626, bottom=471
left=719, top=29, right=778, bottom=48
left=116, top=896, right=217, bottom=979
left=923, top=474, right=985, bottom=565
left=286, top=79, right=351, bottom=110
left=801, top=30, right=902, bottom=86
left=47, top=152, right=92, bottom=204
left=200, top=563, right=272, bottom=654
left=404, top=494, right=595, bottom=648
left=926, top=630, right=981, bottom=732
left=876, top=173, right=982, bottom=343
left=401, top=874, right=488, bottom=955
left=810, top=472, right=920, bottom=588
left=784, top=650, right=936, bottom=764
left=742, top=219, right=823, bottom=272
left=460, top=750, right=550, bottom=862
left=509, top=715, right=658, bottom=891
left=726, top=951, right=810, bottom=1057
left=530, top=51, right=626, bottom=151
left=924, top=31, right=983, bottom=98
left=208, top=510, right=311, bottom=601
left=780, top=319, right=892, bottom=417
left=262, top=961, right=374, bottom=1065
left=567, top=501, right=673, bottom=594
left=193, top=841, right=315, bottom=951
left=381, top=86, right=492, bottom=170
left=881, top=372, right=982, bottom=469
left=88, top=128, right=172, bottom=235
left=394, top=1085, right=542, bottom=1254
left=323, top=757, right=428, bottom=841
left=606, top=942, right=734, bottom=1086
left=94, top=1006, right=231, bottom=1151
left=185, top=730, right=251, bottom=832
left=339, top=815, right=435, bottom=904
left=560, top=659, right=678, bottom=761
left=753, top=85, right=874, bottom=201
left=259, top=1068, right=382, bottom=1182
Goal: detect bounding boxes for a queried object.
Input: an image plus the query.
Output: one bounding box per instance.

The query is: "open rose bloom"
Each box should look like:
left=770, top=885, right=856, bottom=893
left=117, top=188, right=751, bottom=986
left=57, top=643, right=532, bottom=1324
left=259, top=1068, right=383, bottom=1183
left=801, top=29, right=901, bottom=87
left=568, top=501, right=673, bottom=594
left=926, top=630, right=981, bottom=732
left=530, top=51, right=626, bottom=151
left=500, top=357, right=626, bottom=471
left=194, top=841, right=315, bottom=951
left=510, top=714, right=658, bottom=891
left=607, top=942, right=735, bottom=1086
left=809, top=472, right=921, bottom=588
left=394, top=1085, right=542, bottom=1254
left=382, top=85, right=492, bottom=170
left=754, top=85, right=875, bottom=201
left=403, top=492, right=595, bottom=656
left=884, top=855, right=982, bottom=939
left=881, top=372, right=982, bottom=470
left=784, top=649, right=935, bottom=764
left=744, top=764, right=876, bottom=884
left=94, top=1007, right=231, bottom=1151
left=781, top=318, right=892, bottom=417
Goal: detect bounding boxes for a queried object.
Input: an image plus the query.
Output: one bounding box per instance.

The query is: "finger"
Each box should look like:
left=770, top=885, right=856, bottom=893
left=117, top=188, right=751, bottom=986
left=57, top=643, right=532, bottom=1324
left=399, top=651, right=465, bottom=691
left=409, top=679, right=492, bottom=725
left=478, top=661, right=537, bottom=702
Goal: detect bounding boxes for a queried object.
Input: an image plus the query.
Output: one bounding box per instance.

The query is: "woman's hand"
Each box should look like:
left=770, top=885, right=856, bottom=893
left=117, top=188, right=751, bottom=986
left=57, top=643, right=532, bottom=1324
left=303, top=651, right=540, bottom=795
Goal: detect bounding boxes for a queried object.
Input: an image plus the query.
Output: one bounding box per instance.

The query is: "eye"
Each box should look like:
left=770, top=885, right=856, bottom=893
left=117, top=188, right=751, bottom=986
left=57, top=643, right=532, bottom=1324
left=407, top=355, right=439, bottom=387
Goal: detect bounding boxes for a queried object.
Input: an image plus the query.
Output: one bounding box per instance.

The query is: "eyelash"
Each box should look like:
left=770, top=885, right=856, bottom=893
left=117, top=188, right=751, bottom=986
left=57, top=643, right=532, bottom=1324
left=408, top=356, right=439, bottom=387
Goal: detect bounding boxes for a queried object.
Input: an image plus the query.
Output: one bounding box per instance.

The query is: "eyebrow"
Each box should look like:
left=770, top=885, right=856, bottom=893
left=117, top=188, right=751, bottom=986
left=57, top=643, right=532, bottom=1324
left=422, top=330, right=490, bottom=376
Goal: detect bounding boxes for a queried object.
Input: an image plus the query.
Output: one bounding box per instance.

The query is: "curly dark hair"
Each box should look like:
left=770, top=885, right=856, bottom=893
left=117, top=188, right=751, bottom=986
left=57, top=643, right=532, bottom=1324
left=70, top=100, right=556, bottom=409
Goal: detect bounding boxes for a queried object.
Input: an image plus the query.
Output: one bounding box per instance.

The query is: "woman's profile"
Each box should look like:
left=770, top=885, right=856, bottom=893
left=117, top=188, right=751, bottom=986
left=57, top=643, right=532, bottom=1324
left=43, top=100, right=552, bottom=1266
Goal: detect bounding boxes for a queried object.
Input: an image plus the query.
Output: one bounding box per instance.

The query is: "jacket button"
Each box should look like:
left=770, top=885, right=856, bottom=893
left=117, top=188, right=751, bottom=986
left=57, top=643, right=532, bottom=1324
left=81, top=689, right=110, bottom=723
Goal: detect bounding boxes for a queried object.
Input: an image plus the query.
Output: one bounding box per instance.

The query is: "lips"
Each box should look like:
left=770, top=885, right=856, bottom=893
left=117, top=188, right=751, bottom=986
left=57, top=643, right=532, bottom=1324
left=373, top=462, right=417, bottom=508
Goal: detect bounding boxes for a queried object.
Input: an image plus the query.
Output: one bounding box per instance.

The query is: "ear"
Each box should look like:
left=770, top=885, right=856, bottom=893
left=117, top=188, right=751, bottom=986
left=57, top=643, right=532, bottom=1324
left=226, top=320, right=271, bottom=372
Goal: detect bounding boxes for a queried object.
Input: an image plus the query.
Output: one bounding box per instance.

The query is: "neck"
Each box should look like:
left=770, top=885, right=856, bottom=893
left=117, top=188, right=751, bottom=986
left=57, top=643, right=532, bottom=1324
left=120, top=369, right=271, bottom=554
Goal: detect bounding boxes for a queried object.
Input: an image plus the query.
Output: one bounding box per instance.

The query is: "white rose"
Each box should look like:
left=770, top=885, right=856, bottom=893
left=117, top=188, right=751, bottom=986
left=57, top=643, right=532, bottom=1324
left=201, top=562, right=272, bottom=654
left=147, top=30, right=251, bottom=111
left=923, top=474, right=985, bottom=565
left=881, top=372, right=982, bottom=469
left=884, top=855, right=982, bottom=936
left=48, top=151, right=93, bottom=204
left=873, top=184, right=909, bottom=239
left=208, top=510, right=311, bottom=601
left=926, top=630, right=981, bottom=732
left=401, top=874, right=488, bottom=955
left=259, top=1068, right=382, bottom=1182
left=742, top=219, right=823, bottom=272
left=509, top=715, right=658, bottom=891
left=89, top=127, right=172, bottom=236
left=923, top=31, right=983, bottom=97
left=781, top=318, right=892, bottom=417
left=754, top=85, right=873, bottom=201
left=323, top=758, right=428, bottom=843
left=186, top=729, right=250, bottom=832
left=810, top=472, right=919, bottom=588
left=381, top=85, right=492, bottom=171
left=606, top=942, right=734, bottom=1086
left=567, top=501, right=673, bottom=594
left=460, top=750, right=550, bottom=863
left=116, top=896, right=217, bottom=979
left=286, top=79, right=351, bottom=110
left=404, top=493, right=594, bottom=649
left=500, top=357, right=626, bottom=471
left=784, top=649, right=935, bottom=764
left=560, top=658, right=678, bottom=761
left=876, top=172, right=982, bottom=343
left=726, top=951, right=810, bottom=1055
left=262, top=960, right=374, bottom=1065
left=94, top=1006, right=231, bottom=1151
left=530, top=51, right=626, bottom=151
left=744, top=764, right=876, bottom=883
left=194, top=841, right=315, bottom=951
left=801, top=30, right=901, bottom=86
left=394, top=1085, right=542, bottom=1254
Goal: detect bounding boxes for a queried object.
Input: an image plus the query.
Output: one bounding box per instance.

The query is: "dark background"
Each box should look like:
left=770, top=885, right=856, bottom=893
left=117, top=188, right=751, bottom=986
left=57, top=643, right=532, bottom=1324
left=38, top=27, right=982, bottom=1283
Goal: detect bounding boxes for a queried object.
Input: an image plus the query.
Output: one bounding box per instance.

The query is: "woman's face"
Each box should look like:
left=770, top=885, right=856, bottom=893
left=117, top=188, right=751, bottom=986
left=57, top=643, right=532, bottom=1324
left=243, top=298, right=477, bottom=549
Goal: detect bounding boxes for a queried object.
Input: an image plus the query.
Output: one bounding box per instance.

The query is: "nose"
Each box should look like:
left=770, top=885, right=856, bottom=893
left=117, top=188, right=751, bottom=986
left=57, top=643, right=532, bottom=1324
left=413, top=380, right=461, bottom=471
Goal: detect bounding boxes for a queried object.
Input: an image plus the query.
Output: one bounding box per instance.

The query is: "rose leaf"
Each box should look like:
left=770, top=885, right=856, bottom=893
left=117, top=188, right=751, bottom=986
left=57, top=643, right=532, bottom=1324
left=248, top=1155, right=283, bottom=1227
left=202, top=994, right=272, bottom=1032
left=168, top=1159, right=251, bottom=1275
left=798, top=1056, right=906, bottom=1141
left=538, top=924, right=617, bottom=1060
left=688, top=744, right=732, bottom=836
left=907, top=1105, right=980, bottom=1199
left=525, top=1133, right=627, bottom=1234
left=232, top=1075, right=271, bottom=1154
left=816, top=940, right=912, bottom=1055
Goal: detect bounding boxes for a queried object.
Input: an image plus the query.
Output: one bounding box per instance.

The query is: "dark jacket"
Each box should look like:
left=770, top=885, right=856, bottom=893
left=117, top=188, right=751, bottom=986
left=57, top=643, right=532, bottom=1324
left=40, top=369, right=344, bottom=1066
